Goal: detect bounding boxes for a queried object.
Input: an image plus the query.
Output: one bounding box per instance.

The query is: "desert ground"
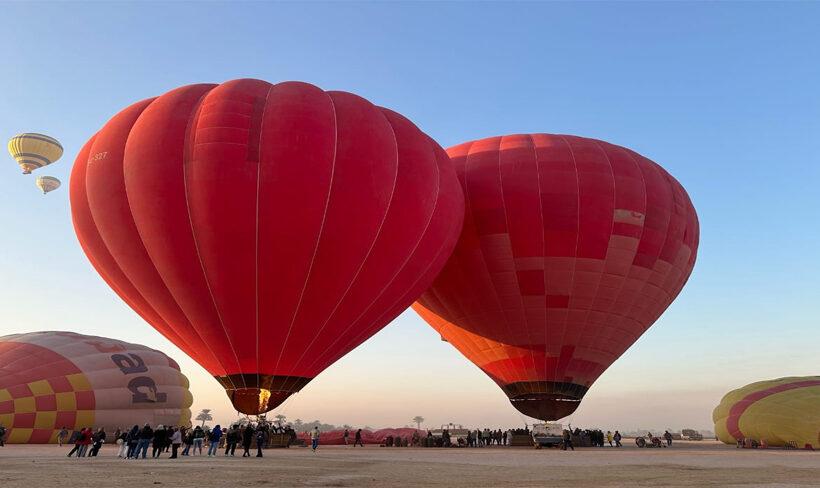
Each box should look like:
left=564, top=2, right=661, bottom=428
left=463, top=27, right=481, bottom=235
left=0, top=440, right=818, bottom=487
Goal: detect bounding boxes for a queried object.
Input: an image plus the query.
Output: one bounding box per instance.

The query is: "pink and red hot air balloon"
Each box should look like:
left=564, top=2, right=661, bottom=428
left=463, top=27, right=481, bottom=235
left=414, top=134, right=698, bottom=420
left=70, top=79, right=464, bottom=415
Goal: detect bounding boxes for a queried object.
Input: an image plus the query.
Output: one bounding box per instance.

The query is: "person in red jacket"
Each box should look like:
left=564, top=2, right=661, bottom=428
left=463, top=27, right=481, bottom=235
left=78, top=428, right=93, bottom=457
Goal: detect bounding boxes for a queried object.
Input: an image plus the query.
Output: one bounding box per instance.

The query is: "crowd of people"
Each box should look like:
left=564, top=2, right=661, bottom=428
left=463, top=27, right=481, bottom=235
left=58, top=422, right=298, bottom=459
left=0, top=421, right=686, bottom=454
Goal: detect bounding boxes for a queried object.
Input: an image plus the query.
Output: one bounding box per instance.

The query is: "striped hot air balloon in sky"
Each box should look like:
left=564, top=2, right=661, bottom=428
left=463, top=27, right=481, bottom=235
left=713, top=376, right=820, bottom=449
left=35, top=175, right=61, bottom=194
left=0, top=331, right=192, bottom=444
left=7, top=133, right=63, bottom=174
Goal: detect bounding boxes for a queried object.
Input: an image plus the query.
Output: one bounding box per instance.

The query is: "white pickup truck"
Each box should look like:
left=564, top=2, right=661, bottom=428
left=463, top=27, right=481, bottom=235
left=531, top=423, right=564, bottom=447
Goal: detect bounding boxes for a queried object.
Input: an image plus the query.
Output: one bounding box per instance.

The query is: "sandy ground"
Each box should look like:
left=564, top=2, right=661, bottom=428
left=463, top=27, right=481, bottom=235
left=0, top=441, right=818, bottom=487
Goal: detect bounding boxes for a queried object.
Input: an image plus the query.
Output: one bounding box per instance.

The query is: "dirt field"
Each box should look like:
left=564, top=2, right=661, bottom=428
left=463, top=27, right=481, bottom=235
left=1, top=441, right=818, bottom=487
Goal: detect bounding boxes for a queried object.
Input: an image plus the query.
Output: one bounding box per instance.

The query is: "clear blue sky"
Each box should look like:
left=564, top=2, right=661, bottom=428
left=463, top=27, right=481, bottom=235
left=1, top=2, right=818, bottom=431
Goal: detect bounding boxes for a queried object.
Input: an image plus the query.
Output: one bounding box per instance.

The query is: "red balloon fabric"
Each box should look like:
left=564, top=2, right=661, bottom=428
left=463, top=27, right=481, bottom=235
left=296, top=428, right=423, bottom=445
left=70, top=79, right=464, bottom=415
left=414, top=134, right=699, bottom=420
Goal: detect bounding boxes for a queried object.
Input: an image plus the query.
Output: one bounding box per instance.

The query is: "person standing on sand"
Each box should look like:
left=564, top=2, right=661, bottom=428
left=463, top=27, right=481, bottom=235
left=310, top=426, right=320, bottom=452
left=57, top=427, right=68, bottom=447
left=66, top=429, right=82, bottom=457
left=89, top=428, right=106, bottom=457
left=354, top=428, right=363, bottom=447
left=80, top=427, right=94, bottom=457
left=664, top=431, right=673, bottom=447
left=561, top=429, right=574, bottom=451
left=224, top=424, right=239, bottom=456
left=116, top=430, right=128, bottom=458
left=606, top=431, right=613, bottom=446
left=255, top=426, right=266, bottom=457
left=181, top=428, right=193, bottom=456
left=242, top=424, right=254, bottom=457
left=152, top=425, right=166, bottom=458
left=192, top=425, right=205, bottom=455
left=613, top=431, right=622, bottom=447
left=169, top=427, right=182, bottom=458
left=134, top=424, right=153, bottom=459
left=0, top=424, right=6, bottom=447
left=207, top=425, right=222, bottom=456
left=125, top=425, right=139, bottom=458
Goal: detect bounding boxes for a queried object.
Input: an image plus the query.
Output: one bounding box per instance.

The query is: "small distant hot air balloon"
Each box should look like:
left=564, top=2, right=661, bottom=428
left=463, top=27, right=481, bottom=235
left=414, top=134, right=699, bottom=421
left=69, top=79, right=464, bottom=415
left=8, top=133, right=63, bottom=174
left=714, top=376, right=820, bottom=449
left=35, top=176, right=61, bottom=195
left=0, top=331, right=193, bottom=444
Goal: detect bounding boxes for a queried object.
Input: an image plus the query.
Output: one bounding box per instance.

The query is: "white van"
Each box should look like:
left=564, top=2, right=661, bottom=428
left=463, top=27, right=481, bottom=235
left=532, top=423, right=564, bottom=447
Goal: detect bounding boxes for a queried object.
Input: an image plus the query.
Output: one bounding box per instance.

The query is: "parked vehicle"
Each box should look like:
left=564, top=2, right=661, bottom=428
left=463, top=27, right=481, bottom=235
left=531, top=423, right=563, bottom=447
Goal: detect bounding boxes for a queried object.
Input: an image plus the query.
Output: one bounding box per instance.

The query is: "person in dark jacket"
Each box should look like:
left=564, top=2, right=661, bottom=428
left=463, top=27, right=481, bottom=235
left=152, top=425, right=167, bottom=458
left=242, top=424, right=255, bottom=457
left=66, top=429, right=83, bottom=457
left=134, top=424, right=153, bottom=459
left=224, top=425, right=239, bottom=456
left=255, top=426, right=266, bottom=457
left=354, top=428, right=364, bottom=447
left=207, top=425, right=222, bottom=456
left=89, top=428, right=106, bottom=457
left=125, top=425, right=139, bottom=458
left=181, top=428, right=193, bottom=456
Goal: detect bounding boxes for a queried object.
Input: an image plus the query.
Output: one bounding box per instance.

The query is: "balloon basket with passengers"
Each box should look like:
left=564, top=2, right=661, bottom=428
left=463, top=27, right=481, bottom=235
left=230, top=415, right=297, bottom=449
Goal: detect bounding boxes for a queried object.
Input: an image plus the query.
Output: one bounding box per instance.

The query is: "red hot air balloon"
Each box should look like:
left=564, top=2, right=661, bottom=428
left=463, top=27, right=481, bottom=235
left=70, top=79, right=464, bottom=415
left=413, top=134, right=698, bottom=420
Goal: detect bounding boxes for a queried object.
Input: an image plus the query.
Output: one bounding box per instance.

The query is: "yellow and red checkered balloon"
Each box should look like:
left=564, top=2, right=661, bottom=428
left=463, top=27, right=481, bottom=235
left=0, top=331, right=192, bottom=443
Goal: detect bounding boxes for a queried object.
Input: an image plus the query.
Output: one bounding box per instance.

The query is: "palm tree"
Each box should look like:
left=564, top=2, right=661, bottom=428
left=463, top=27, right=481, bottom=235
left=274, top=414, right=287, bottom=425
left=195, top=409, right=213, bottom=427
left=293, top=419, right=303, bottom=429
left=412, top=416, right=425, bottom=430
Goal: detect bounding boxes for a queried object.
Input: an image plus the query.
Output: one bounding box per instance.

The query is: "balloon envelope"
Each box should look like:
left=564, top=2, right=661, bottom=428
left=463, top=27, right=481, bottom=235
left=69, top=79, right=464, bottom=415
left=8, top=133, right=63, bottom=174
left=0, top=331, right=192, bottom=443
left=414, top=134, right=699, bottom=420
left=713, top=376, right=820, bottom=449
left=35, top=175, right=61, bottom=194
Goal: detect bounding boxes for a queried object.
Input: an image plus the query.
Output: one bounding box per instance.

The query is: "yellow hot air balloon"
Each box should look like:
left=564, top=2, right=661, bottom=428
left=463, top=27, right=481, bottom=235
left=713, top=376, right=820, bottom=449
left=35, top=176, right=61, bottom=194
left=8, top=133, right=63, bottom=174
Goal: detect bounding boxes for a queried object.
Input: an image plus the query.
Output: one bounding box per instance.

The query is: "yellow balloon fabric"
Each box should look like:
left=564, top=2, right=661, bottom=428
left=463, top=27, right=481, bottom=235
left=8, top=133, right=63, bottom=174
left=713, top=376, right=820, bottom=448
left=35, top=176, right=61, bottom=194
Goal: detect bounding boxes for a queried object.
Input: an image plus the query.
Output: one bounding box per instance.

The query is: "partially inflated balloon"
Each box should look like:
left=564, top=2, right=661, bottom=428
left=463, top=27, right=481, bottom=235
left=70, top=79, right=464, bottom=415
left=8, top=133, right=63, bottom=174
left=414, top=134, right=698, bottom=420
left=35, top=175, right=61, bottom=194
left=0, top=331, right=192, bottom=443
left=713, top=377, right=820, bottom=449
